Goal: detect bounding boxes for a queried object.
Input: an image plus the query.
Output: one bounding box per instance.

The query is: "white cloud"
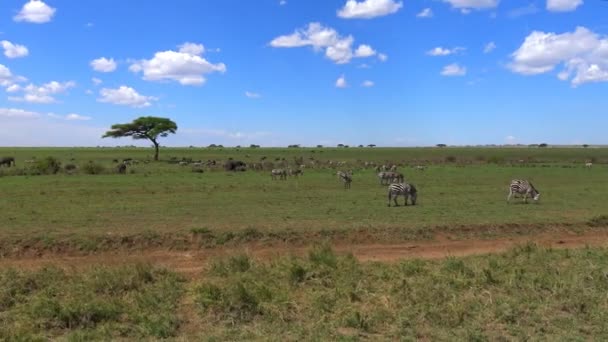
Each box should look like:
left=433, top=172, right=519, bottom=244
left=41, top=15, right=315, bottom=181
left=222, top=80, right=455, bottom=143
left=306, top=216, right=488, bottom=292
left=443, top=0, right=499, bottom=11
left=0, top=64, right=27, bottom=88
left=6, top=84, right=20, bottom=93
left=378, top=53, right=388, bottom=62
left=361, top=80, right=374, bottom=87
left=546, top=0, right=583, bottom=12
left=98, top=86, right=156, bottom=108
left=506, top=135, right=516, bottom=143
left=337, top=0, right=403, bottom=19
left=0, top=107, right=39, bottom=118
left=85, top=89, right=93, bottom=95
left=280, top=0, right=287, bottom=5
left=417, top=8, right=434, bottom=18
left=52, top=113, right=92, bottom=121
left=92, top=77, right=102, bottom=85
left=245, top=91, right=261, bottom=99
left=483, top=41, right=496, bottom=53
left=178, top=42, right=205, bottom=55
left=1, top=40, right=29, bottom=58
left=8, top=81, right=75, bottom=103
left=354, top=44, right=377, bottom=57
left=335, top=75, right=347, bottom=88
left=14, top=0, right=56, bottom=23
left=509, top=26, right=608, bottom=86
left=130, top=43, right=226, bottom=85
left=269, top=22, right=381, bottom=64
left=441, top=63, right=467, bottom=76
left=427, top=47, right=465, bottom=56
left=90, top=57, right=117, bottom=72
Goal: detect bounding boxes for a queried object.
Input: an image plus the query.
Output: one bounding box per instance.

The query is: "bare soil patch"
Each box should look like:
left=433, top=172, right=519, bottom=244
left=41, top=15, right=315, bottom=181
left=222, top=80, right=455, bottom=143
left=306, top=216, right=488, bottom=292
left=2, top=229, right=607, bottom=276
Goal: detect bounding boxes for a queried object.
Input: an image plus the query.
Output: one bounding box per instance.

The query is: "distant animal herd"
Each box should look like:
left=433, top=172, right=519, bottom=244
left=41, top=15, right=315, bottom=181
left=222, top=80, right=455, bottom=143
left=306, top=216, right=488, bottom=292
left=9, top=155, right=605, bottom=206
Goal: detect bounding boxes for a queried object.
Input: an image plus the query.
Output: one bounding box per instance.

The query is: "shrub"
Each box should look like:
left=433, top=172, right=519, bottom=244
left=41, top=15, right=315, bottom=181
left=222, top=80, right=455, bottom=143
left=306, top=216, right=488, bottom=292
left=33, top=157, right=61, bottom=175
left=82, top=161, right=106, bottom=175
left=445, top=155, right=457, bottom=163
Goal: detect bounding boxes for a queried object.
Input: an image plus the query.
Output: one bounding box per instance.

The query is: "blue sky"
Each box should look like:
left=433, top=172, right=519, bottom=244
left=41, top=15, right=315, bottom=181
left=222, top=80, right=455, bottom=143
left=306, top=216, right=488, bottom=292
left=0, top=0, right=606, bottom=147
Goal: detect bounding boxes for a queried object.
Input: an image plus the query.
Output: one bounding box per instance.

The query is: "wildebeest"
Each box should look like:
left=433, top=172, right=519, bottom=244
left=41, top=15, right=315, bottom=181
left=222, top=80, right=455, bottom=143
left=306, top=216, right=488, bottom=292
left=224, top=160, right=246, bottom=171
left=117, top=162, right=127, bottom=174
left=0, top=157, right=15, bottom=167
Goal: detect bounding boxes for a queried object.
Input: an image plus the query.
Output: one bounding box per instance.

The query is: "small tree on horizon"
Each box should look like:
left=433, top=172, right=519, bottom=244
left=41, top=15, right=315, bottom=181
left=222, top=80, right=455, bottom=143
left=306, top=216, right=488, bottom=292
left=102, top=116, right=177, bottom=161
left=436, top=144, right=447, bottom=148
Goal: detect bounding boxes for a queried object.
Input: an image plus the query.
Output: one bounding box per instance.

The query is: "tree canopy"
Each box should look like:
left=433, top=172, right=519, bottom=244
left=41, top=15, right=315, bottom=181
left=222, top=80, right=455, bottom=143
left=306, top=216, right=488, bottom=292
left=102, top=116, right=177, bottom=161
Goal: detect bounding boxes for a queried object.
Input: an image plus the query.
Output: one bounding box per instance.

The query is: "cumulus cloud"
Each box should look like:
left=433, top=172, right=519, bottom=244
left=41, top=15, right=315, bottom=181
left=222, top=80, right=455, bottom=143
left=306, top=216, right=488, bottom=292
left=130, top=43, right=226, bottom=85
left=417, top=8, right=433, bottom=18
left=270, top=22, right=382, bottom=64
left=0, top=107, right=39, bottom=118
left=92, top=77, right=102, bottom=85
left=427, top=47, right=465, bottom=56
left=337, top=0, right=403, bottom=19
left=8, top=81, right=75, bottom=103
left=0, top=64, right=27, bottom=88
left=361, top=80, right=374, bottom=87
left=14, top=0, right=56, bottom=23
left=483, top=42, right=496, bottom=53
left=546, top=0, right=583, bottom=12
left=443, top=0, right=499, bottom=12
left=90, top=57, right=117, bottom=72
left=98, top=86, right=156, bottom=107
left=1, top=40, right=29, bottom=58
left=509, top=26, right=608, bottom=86
left=378, top=53, right=388, bottom=62
left=335, top=75, right=347, bottom=88
left=441, top=63, right=467, bottom=76
left=245, top=91, right=261, bottom=99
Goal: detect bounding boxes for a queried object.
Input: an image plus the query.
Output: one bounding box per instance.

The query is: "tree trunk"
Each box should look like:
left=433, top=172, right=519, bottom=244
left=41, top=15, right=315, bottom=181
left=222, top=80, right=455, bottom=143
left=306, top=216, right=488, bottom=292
left=152, top=140, right=159, bottom=161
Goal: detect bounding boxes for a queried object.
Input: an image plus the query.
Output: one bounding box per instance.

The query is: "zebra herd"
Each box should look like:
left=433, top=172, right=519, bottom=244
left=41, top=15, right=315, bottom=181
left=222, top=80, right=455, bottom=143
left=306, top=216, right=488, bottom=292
left=272, top=164, right=541, bottom=207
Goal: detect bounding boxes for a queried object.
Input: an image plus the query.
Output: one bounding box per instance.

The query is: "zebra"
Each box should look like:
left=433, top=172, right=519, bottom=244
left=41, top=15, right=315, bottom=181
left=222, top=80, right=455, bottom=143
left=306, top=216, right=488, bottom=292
left=337, top=170, right=352, bottom=189
left=387, top=183, right=417, bottom=207
left=377, top=171, right=404, bottom=185
left=507, top=179, right=540, bottom=203
left=585, top=162, right=593, bottom=169
left=389, top=165, right=397, bottom=172
left=271, top=169, right=287, bottom=180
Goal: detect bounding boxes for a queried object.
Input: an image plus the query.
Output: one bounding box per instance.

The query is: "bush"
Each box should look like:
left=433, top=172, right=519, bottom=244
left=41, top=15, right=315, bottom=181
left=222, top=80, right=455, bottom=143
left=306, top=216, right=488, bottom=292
left=33, top=157, right=61, bottom=175
left=82, top=161, right=106, bottom=175
left=445, top=155, right=457, bottom=163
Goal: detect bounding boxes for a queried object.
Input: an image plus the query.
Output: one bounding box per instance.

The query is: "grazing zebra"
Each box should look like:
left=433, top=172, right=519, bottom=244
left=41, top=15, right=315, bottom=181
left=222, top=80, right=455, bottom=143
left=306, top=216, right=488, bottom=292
left=585, top=162, right=593, bottom=168
left=387, top=183, right=417, bottom=207
left=377, top=171, right=404, bottom=185
left=271, top=169, right=287, bottom=180
left=507, top=179, right=540, bottom=203
left=337, top=170, right=352, bottom=189
left=389, top=165, right=397, bottom=172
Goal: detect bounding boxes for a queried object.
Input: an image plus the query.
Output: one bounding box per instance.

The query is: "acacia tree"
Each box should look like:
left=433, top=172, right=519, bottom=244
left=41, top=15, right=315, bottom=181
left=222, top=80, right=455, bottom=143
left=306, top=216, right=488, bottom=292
left=102, top=116, right=177, bottom=161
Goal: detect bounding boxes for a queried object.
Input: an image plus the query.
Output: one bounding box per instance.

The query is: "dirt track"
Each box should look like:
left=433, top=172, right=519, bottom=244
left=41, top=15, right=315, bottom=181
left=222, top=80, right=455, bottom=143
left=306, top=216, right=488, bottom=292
left=1, top=230, right=608, bottom=276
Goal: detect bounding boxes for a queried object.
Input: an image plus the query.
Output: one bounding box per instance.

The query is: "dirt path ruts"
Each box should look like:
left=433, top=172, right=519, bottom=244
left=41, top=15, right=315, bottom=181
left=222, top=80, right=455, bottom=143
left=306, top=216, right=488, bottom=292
left=1, top=230, right=607, bottom=276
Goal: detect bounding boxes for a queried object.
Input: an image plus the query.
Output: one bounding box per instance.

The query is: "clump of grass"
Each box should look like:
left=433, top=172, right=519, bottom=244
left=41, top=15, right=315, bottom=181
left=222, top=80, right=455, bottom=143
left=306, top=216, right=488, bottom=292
left=0, top=264, right=184, bottom=340
left=81, top=161, right=106, bottom=175
left=32, top=156, right=62, bottom=175
left=193, top=245, right=608, bottom=340
left=587, top=215, right=608, bottom=227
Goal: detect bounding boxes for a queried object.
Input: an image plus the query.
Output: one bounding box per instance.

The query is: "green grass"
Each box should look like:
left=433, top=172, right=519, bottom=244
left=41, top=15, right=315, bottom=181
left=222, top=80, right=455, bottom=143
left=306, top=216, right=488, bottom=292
left=0, top=264, right=185, bottom=340
left=2, top=245, right=608, bottom=339
left=193, top=245, right=608, bottom=340
left=0, top=147, right=607, bottom=251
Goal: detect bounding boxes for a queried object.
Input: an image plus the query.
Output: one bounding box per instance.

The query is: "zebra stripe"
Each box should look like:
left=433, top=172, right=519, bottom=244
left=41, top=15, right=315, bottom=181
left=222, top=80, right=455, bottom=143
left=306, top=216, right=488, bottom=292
left=337, top=170, right=352, bottom=189
left=387, top=183, right=417, bottom=207
left=507, top=179, right=540, bottom=203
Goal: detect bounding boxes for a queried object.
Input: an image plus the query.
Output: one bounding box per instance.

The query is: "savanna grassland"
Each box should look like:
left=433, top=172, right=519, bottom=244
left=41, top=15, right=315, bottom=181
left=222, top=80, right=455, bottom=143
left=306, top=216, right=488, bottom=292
left=1, top=146, right=608, bottom=340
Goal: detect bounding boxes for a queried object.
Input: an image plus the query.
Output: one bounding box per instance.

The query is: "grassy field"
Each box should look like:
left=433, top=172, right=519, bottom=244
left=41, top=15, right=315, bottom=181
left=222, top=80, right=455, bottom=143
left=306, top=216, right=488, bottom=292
left=1, top=147, right=607, bottom=339
left=3, top=244, right=608, bottom=340
left=0, top=147, right=607, bottom=251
